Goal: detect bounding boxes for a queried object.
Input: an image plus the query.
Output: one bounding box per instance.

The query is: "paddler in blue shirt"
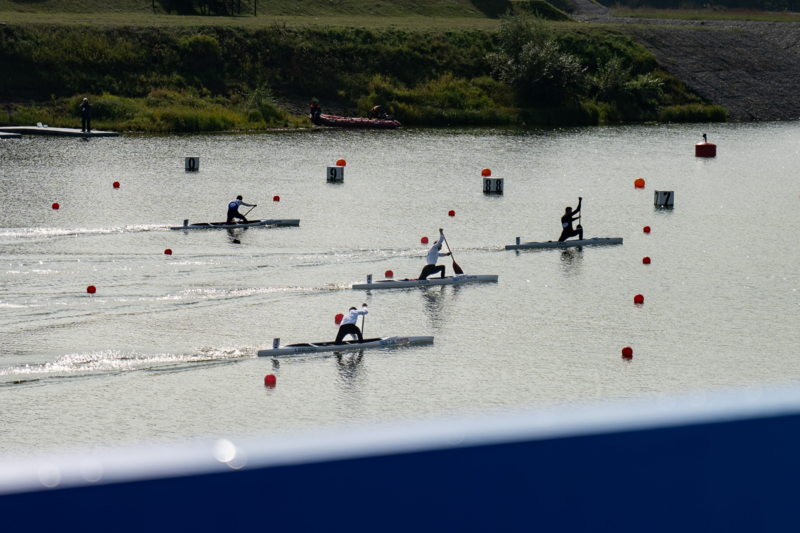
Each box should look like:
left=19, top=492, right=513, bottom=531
left=335, top=304, right=368, bottom=344
left=226, top=195, right=256, bottom=224
left=558, top=197, right=583, bottom=242
left=419, top=228, right=451, bottom=280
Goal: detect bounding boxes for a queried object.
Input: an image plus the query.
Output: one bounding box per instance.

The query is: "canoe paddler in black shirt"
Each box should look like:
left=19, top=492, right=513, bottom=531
left=558, top=197, right=583, bottom=242
left=226, top=195, right=256, bottom=224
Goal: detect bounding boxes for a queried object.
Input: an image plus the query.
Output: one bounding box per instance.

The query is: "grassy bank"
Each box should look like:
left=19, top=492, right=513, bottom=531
left=612, top=7, right=800, bottom=22
left=0, top=20, right=726, bottom=131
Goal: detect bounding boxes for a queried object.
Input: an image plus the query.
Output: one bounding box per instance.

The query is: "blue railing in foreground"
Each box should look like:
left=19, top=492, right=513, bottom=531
left=2, top=387, right=799, bottom=531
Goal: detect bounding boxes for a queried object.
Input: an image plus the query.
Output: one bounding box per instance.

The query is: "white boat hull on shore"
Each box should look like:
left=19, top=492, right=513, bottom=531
left=258, top=336, right=434, bottom=357
left=352, top=274, right=498, bottom=290
left=170, top=219, right=300, bottom=230
left=505, top=237, right=623, bottom=250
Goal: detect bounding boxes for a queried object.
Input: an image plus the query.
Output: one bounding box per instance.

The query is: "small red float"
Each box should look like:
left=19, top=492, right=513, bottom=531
left=634, top=178, right=645, bottom=188
left=273, top=195, right=280, bottom=202
left=481, top=168, right=491, bottom=177
left=385, top=270, right=394, bottom=278
left=336, top=159, right=346, bottom=167
left=87, top=285, right=96, bottom=294
left=634, top=294, right=644, bottom=304
left=448, top=210, right=455, bottom=217
left=643, top=226, right=651, bottom=233
left=335, top=313, right=344, bottom=324
left=643, top=256, right=651, bottom=264
left=52, top=203, right=60, bottom=210
left=421, top=236, right=429, bottom=244
left=164, top=249, right=172, bottom=255
left=113, top=181, right=120, bottom=188
left=695, top=142, right=716, bottom=158
left=264, top=374, right=277, bottom=386
left=622, top=347, right=633, bottom=359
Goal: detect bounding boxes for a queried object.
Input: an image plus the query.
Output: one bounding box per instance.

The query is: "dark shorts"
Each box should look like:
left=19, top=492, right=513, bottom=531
left=226, top=209, right=247, bottom=224
left=419, top=264, right=446, bottom=280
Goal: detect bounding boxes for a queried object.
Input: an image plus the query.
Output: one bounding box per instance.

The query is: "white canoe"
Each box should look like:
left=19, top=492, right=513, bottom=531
left=258, top=336, right=434, bottom=357
left=505, top=237, right=623, bottom=250
left=352, top=274, right=498, bottom=290
left=170, top=219, right=300, bottom=230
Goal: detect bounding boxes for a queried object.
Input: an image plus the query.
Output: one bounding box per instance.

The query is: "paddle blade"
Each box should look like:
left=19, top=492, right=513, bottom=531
left=452, top=260, right=464, bottom=275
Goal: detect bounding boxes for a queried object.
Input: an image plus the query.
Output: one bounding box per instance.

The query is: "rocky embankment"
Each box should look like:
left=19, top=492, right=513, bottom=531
left=573, top=3, right=800, bottom=120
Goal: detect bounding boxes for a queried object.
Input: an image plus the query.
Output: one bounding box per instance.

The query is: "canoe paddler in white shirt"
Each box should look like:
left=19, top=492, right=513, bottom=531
left=418, top=228, right=451, bottom=280
left=334, top=304, right=368, bottom=344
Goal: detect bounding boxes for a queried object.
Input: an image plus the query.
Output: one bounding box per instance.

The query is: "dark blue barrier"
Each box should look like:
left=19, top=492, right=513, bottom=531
left=2, top=388, right=798, bottom=531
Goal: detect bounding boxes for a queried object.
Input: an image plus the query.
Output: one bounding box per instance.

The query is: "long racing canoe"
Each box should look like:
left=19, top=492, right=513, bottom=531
left=170, top=219, right=300, bottom=230
left=258, top=336, right=433, bottom=357
left=352, top=274, right=498, bottom=290
left=505, top=237, right=622, bottom=250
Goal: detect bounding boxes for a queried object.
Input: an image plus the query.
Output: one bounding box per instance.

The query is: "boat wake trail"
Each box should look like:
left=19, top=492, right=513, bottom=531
left=0, top=225, right=171, bottom=242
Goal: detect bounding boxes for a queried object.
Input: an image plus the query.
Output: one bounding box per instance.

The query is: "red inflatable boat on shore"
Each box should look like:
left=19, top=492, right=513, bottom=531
left=310, top=113, right=402, bottom=129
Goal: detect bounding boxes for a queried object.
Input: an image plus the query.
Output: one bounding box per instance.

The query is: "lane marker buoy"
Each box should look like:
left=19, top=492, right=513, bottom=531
left=448, top=210, right=455, bottom=217
left=336, top=159, right=346, bottom=167
left=52, top=203, right=60, bottom=210
left=385, top=270, right=393, bottom=278
left=481, top=168, right=491, bottom=177
left=634, top=178, right=645, bottom=188
left=273, top=195, right=280, bottom=202
left=335, top=313, right=344, bottom=324
left=264, top=374, right=277, bottom=386
left=643, top=256, right=651, bottom=264
left=643, top=226, right=651, bottom=233
left=421, top=236, right=429, bottom=244
left=87, top=285, right=96, bottom=294
left=622, top=347, right=633, bottom=359
left=164, top=249, right=172, bottom=255
left=113, top=181, right=120, bottom=188
left=634, top=294, right=644, bottom=304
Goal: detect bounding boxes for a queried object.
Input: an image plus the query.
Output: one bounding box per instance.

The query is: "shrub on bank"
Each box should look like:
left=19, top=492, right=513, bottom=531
left=659, top=104, right=728, bottom=122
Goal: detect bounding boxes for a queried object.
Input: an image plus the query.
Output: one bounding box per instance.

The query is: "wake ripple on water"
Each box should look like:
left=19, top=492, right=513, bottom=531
left=0, top=224, right=171, bottom=243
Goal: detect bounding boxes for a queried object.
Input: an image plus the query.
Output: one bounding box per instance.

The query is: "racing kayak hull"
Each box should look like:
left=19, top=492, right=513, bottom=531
left=352, top=274, right=498, bottom=290
left=170, top=219, right=300, bottom=230
left=505, top=238, right=623, bottom=250
left=258, top=336, right=433, bottom=357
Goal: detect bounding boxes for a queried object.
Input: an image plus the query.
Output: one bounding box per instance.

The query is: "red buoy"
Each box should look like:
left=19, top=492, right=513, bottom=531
left=52, top=203, right=60, bottom=210
left=113, top=181, right=120, bottom=188
left=421, top=236, right=429, bottom=244
left=643, top=226, right=651, bottom=233
left=642, top=256, right=651, bottom=264
left=164, top=249, right=172, bottom=255
left=481, top=168, right=491, bottom=177
left=335, top=313, right=344, bottom=324
left=695, top=143, right=716, bottom=158
left=622, top=346, right=633, bottom=359
left=385, top=270, right=394, bottom=278
left=634, top=178, right=645, bottom=188
left=264, top=374, right=277, bottom=386
left=336, top=159, right=346, bottom=167
left=448, top=210, right=455, bottom=217
left=273, top=195, right=280, bottom=202
left=634, top=294, right=644, bottom=304
left=87, top=285, right=96, bottom=294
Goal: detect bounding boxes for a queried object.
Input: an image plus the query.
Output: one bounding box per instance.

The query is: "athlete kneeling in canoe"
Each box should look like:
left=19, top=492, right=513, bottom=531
left=419, top=228, right=451, bottom=280
left=558, top=197, right=583, bottom=242
left=335, top=304, right=368, bottom=344
left=226, top=195, right=256, bottom=224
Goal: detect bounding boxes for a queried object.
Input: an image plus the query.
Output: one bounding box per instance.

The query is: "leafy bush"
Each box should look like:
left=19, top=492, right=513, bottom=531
left=659, top=104, right=727, bottom=122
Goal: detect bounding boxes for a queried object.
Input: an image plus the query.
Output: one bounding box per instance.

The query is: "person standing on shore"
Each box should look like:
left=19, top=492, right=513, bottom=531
left=80, top=98, right=92, bottom=133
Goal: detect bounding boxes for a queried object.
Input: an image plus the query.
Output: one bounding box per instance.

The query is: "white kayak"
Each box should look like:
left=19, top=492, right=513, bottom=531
left=170, top=219, right=300, bottom=230
left=505, top=237, right=623, bottom=250
left=258, top=336, right=434, bottom=357
left=352, top=274, right=498, bottom=290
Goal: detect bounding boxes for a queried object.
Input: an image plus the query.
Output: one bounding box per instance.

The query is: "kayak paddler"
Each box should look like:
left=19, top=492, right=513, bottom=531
left=419, top=228, right=451, bottom=280
left=558, top=197, right=583, bottom=242
left=335, top=304, right=368, bottom=344
left=226, top=195, right=256, bottom=224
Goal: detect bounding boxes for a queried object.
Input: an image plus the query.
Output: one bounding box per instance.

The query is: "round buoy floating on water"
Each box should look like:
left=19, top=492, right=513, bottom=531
left=643, top=226, right=651, bottom=233
left=695, top=142, right=716, bottom=158
left=52, top=203, right=60, bottom=210
left=336, top=159, right=346, bottom=167
left=164, top=249, right=172, bottom=255
left=622, top=346, right=633, bottom=359
left=335, top=313, right=344, bottom=324
left=448, top=210, right=455, bottom=217
left=87, top=285, right=96, bottom=294
left=385, top=270, right=394, bottom=278
left=634, top=178, right=645, bottom=188
left=481, top=168, right=491, bottom=177
left=273, top=195, right=280, bottom=202
left=264, top=374, right=277, bottom=386
left=421, top=236, right=429, bottom=244
left=113, top=181, right=120, bottom=189
left=634, top=294, right=644, bottom=304
left=643, top=256, right=651, bottom=264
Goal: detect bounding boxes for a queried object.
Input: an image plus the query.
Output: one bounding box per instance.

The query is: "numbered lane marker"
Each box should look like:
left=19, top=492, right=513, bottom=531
left=185, top=157, right=200, bottom=171
left=483, top=177, right=503, bottom=194
left=654, top=190, right=674, bottom=207
left=327, top=166, right=344, bottom=181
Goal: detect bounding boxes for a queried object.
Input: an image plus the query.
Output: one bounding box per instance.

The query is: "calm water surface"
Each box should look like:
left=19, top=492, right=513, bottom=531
left=1, top=123, right=798, bottom=457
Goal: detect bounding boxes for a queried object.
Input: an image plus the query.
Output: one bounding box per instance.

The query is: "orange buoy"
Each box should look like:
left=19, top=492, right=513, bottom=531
left=643, top=226, right=651, bottom=233
left=421, top=236, right=429, bottom=244
left=52, top=203, right=60, bottom=210
left=336, top=159, right=346, bottom=167
left=634, top=294, right=644, bottom=304
left=385, top=270, right=393, bottom=278
left=335, top=313, right=344, bottom=324
left=622, top=347, right=633, bottom=359
left=695, top=142, right=716, bottom=158
left=113, top=181, right=120, bottom=188
left=448, top=210, right=455, bottom=217
left=164, top=249, right=172, bottom=255
left=264, top=374, right=277, bottom=386
left=273, top=195, right=280, bottom=202
left=642, top=256, right=651, bottom=264
left=634, top=178, right=645, bottom=188
left=87, top=285, right=96, bottom=294
left=481, top=168, right=491, bottom=177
